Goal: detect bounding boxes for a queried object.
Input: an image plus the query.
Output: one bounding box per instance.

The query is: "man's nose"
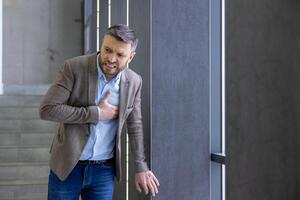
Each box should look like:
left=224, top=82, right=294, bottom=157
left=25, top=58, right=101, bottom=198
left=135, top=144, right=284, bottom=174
left=107, top=54, right=117, bottom=63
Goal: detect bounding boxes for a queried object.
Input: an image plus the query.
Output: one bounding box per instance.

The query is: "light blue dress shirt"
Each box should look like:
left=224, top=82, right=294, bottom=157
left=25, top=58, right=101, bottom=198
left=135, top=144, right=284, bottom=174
left=80, top=54, right=121, bottom=160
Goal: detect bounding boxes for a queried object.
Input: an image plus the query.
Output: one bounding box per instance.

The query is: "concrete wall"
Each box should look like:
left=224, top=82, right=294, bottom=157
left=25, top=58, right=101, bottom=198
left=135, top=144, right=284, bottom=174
left=226, top=0, right=300, bottom=199
left=3, top=0, right=83, bottom=86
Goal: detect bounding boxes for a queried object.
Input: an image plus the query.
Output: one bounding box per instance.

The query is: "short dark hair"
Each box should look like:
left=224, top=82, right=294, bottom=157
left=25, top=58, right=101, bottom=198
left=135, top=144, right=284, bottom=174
left=105, top=24, right=138, bottom=52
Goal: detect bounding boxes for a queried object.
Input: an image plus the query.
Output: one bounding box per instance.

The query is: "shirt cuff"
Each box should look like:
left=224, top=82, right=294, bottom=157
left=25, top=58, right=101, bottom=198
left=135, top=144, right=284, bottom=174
left=135, top=161, right=149, bottom=173
left=97, top=107, right=101, bottom=120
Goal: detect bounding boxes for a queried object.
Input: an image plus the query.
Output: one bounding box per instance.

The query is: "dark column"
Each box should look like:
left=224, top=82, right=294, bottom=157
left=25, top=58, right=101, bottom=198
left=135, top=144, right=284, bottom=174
left=98, top=0, right=108, bottom=45
left=226, top=0, right=300, bottom=199
left=128, top=0, right=151, bottom=199
left=111, top=0, right=127, bottom=25
left=84, top=0, right=97, bottom=54
left=150, top=0, right=210, bottom=199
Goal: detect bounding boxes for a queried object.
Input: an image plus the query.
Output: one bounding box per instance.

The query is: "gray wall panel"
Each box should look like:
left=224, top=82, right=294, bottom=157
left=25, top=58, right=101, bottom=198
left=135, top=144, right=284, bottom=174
left=226, top=0, right=300, bottom=199
left=151, top=0, right=210, bottom=199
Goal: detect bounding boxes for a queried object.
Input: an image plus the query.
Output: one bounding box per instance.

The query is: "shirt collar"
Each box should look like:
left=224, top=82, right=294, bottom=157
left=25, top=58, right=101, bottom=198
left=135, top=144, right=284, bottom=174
left=96, top=53, right=121, bottom=83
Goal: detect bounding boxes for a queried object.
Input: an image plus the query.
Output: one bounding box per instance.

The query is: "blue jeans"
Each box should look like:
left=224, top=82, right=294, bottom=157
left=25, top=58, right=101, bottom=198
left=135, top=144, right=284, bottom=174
left=48, top=162, right=115, bottom=200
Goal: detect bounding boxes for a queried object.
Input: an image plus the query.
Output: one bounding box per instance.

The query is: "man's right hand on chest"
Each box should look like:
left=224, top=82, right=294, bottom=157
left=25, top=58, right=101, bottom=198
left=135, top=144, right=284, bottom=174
left=98, top=90, right=119, bottom=121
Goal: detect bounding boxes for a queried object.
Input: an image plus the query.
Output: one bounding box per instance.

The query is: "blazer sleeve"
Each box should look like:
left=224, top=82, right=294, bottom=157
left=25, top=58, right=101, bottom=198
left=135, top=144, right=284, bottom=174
left=126, top=76, right=149, bottom=173
left=39, top=60, right=99, bottom=124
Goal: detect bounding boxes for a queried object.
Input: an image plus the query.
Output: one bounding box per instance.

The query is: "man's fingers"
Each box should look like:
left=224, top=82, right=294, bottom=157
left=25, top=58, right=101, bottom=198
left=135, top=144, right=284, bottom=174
left=135, top=181, right=142, bottom=193
left=147, top=171, right=160, bottom=186
left=151, top=173, right=160, bottom=186
left=147, top=171, right=159, bottom=196
left=135, top=172, right=159, bottom=196
left=147, top=179, right=156, bottom=196
left=150, top=179, right=159, bottom=194
left=103, top=90, right=111, bottom=102
left=108, top=107, right=118, bottom=118
left=147, top=174, right=158, bottom=196
left=113, top=111, right=119, bottom=118
left=142, top=180, right=149, bottom=195
left=109, top=105, right=119, bottom=111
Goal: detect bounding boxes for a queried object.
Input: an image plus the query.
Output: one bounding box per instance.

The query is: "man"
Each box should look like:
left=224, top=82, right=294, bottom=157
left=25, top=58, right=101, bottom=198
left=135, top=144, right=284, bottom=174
left=40, top=24, right=159, bottom=200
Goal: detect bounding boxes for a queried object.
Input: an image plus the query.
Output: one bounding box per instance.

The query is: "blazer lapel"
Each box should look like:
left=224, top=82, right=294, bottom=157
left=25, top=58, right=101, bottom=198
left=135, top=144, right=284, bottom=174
left=118, top=70, right=129, bottom=132
left=88, top=53, right=98, bottom=105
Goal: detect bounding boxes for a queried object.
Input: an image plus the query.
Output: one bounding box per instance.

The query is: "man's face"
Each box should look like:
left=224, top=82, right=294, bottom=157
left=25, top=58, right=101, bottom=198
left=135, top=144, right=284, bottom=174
left=99, top=34, right=135, bottom=80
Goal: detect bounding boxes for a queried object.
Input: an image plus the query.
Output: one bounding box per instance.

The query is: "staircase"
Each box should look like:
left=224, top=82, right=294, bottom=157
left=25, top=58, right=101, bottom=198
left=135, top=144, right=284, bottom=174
left=0, top=95, right=57, bottom=200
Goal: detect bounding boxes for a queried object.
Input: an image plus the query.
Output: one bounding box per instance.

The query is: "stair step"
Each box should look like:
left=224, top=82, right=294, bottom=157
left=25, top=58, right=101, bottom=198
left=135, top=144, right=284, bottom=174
left=0, top=182, right=47, bottom=200
left=0, top=119, right=58, bottom=132
left=0, top=179, right=47, bottom=186
left=0, top=107, right=40, bottom=120
left=0, top=145, right=49, bottom=149
left=0, top=130, right=55, bottom=134
left=0, top=164, right=49, bottom=181
left=0, top=95, right=50, bottom=199
left=0, top=95, right=43, bottom=107
left=0, top=162, right=48, bottom=167
left=0, top=132, right=54, bottom=146
left=0, top=146, right=50, bottom=162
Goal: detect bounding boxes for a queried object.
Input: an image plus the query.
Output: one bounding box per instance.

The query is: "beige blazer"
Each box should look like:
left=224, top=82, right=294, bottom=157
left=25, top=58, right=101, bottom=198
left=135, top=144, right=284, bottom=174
left=39, top=53, right=148, bottom=181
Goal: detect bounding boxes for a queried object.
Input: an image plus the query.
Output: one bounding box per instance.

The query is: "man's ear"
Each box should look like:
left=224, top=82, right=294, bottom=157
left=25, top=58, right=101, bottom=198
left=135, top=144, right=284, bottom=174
left=127, top=52, right=136, bottom=64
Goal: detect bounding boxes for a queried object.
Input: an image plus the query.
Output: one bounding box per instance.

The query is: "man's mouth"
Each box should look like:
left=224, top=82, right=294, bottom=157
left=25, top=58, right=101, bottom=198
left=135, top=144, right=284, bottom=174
left=104, top=62, right=116, bottom=69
